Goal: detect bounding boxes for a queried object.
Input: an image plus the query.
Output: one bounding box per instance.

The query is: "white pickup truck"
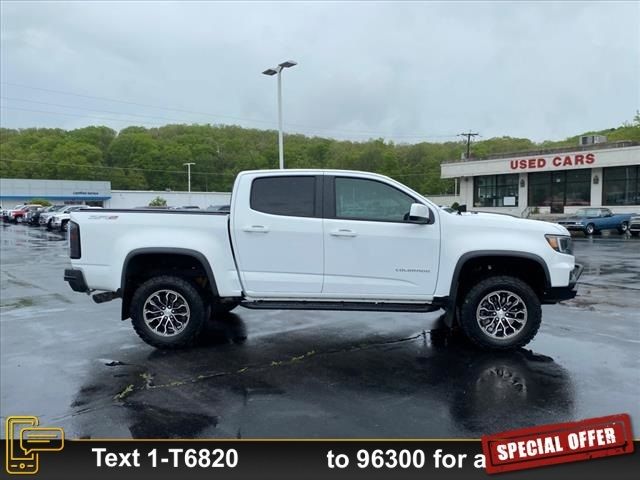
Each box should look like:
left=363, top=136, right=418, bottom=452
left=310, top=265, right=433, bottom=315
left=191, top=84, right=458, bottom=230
left=64, top=169, right=582, bottom=350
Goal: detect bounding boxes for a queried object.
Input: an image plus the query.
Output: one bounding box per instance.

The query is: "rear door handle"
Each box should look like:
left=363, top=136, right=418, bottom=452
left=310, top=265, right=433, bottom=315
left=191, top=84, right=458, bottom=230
left=243, top=225, right=270, bottom=233
left=330, top=229, right=357, bottom=237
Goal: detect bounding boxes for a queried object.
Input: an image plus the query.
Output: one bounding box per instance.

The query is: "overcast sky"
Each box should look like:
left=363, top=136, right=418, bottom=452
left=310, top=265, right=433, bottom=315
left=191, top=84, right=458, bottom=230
left=1, top=1, right=638, bottom=143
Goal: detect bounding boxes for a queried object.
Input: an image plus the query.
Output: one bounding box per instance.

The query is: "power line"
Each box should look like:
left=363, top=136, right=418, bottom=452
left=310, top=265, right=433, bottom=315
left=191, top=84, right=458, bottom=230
left=1, top=82, right=460, bottom=140
left=1, top=81, right=267, bottom=125
left=0, top=105, right=166, bottom=126
left=1, top=96, right=190, bottom=124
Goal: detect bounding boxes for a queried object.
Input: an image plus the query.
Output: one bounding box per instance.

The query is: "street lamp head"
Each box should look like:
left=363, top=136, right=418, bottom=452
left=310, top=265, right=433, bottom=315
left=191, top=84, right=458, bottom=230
left=262, top=68, right=278, bottom=76
left=278, top=60, right=297, bottom=69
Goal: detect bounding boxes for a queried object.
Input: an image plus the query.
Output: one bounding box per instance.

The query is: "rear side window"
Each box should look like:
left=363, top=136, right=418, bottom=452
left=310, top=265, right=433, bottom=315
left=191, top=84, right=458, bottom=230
left=250, top=176, right=316, bottom=217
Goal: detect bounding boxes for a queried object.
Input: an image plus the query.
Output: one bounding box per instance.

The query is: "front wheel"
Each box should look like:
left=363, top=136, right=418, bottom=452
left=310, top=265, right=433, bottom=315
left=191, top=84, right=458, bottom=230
left=459, top=276, right=542, bottom=350
left=130, top=275, right=206, bottom=349
left=60, top=220, right=69, bottom=232
left=585, top=223, right=595, bottom=235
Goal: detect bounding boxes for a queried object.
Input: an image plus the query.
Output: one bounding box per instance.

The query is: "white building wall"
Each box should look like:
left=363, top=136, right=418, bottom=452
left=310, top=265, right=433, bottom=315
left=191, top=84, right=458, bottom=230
left=106, top=190, right=231, bottom=209
left=424, top=194, right=460, bottom=207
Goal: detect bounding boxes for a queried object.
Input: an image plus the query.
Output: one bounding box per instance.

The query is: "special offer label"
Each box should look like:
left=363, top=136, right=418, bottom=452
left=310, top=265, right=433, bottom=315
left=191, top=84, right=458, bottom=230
left=482, top=414, right=634, bottom=474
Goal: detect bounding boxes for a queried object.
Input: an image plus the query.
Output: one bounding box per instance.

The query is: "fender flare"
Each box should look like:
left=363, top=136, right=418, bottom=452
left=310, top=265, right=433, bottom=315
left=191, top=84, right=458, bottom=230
left=120, top=247, right=219, bottom=319
left=448, top=250, right=551, bottom=305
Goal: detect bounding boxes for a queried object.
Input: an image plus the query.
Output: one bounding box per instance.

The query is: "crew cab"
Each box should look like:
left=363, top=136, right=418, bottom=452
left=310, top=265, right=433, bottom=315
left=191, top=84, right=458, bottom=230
left=557, top=208, right=635, bottom=235
left=64, top=170, right=582, bottom=350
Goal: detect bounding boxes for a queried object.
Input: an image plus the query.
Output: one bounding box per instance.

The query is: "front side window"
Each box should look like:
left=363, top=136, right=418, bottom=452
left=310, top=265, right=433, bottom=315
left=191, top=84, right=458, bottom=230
left=334, top=177, right=415, bottom=222
left=250, top=176, right=316, bottom=217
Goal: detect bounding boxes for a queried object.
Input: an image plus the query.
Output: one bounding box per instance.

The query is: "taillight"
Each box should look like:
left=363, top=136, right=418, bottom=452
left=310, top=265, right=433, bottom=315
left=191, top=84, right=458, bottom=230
left=69, top=221, right=81, bottom=259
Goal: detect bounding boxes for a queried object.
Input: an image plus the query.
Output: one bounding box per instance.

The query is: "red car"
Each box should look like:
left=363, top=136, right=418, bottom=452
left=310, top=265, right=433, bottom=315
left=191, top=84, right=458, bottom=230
left=6, top=204, right=43, bottom=223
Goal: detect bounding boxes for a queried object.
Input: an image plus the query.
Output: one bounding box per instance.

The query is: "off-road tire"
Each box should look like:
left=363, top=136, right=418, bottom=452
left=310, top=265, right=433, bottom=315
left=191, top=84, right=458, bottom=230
left=459, top=276, right=541, bottom=350
left=130, top=275, right=206, bottom=349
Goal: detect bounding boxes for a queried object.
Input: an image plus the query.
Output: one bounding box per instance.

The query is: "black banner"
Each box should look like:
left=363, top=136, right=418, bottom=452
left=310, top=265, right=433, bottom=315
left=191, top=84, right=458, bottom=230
left=3, top=440, right=638, bottom=479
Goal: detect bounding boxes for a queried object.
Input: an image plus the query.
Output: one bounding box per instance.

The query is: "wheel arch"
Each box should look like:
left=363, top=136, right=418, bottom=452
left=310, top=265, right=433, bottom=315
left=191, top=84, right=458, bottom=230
left=448, top=251, right=551, bottom=311
left=120, top=248, right=218, bottom=320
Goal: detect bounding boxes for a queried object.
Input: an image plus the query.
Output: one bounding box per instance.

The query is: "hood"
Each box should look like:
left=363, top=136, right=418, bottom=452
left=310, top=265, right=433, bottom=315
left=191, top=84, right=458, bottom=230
left=447, top=211, right=570, bottom=236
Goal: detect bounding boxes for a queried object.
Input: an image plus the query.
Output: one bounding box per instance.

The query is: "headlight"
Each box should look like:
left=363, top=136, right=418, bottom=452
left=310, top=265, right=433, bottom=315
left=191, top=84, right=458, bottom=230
left=545, top=234, right=573, bottom=254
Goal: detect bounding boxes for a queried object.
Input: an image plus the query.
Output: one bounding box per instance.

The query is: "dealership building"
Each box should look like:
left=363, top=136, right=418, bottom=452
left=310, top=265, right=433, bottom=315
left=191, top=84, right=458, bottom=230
left=441, top=138, right=640, bottom=215
left=0, top=178, right=230, bottom=209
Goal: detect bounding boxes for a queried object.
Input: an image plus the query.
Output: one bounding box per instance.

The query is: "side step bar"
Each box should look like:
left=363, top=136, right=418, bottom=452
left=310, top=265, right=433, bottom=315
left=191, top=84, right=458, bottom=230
left=240, top=300, right=440, bottom=313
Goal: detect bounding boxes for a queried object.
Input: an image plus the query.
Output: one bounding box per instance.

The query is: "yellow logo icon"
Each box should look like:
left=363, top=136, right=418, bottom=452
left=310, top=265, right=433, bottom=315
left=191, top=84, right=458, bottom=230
left=5, top=416, right=64, bottom=475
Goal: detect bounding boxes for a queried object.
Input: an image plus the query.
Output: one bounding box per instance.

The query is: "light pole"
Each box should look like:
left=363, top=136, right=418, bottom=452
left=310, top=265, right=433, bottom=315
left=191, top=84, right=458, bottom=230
left=183, top=162, right=195, bottom=192
left=262, top=60, right=297, bottom=169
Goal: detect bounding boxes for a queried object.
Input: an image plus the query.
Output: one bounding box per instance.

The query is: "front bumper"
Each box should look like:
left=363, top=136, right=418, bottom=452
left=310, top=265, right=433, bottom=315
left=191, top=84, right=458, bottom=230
left=558, top=224, right=585, bottom=231
left=64, top=268, right=90, bottom=293
left=542, top=263, right=583, bottom=303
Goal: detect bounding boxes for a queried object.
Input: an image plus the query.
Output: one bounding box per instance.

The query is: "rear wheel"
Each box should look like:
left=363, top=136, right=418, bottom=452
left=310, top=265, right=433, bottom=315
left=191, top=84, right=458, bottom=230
left=459, top=276, right=541, bottom=350
left=617, top=221, right=629, bottom=234
left=130, top=275, right=206, bottom=349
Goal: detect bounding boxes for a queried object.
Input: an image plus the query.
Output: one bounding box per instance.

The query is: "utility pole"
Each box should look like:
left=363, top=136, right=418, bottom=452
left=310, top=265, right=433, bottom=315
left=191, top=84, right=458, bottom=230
left=459, top=132, right=479, bottom=160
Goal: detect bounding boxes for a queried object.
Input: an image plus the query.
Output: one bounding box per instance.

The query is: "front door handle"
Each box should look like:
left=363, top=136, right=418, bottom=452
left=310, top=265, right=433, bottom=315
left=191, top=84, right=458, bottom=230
left=243, top=225, right=270, bottom=233
left=330, top=229, right=357, bottom=237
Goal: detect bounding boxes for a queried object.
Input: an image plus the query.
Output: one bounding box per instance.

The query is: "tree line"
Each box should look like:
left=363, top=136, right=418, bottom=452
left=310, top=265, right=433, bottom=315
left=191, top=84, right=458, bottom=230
left=1, top=118, right=638, bottom=194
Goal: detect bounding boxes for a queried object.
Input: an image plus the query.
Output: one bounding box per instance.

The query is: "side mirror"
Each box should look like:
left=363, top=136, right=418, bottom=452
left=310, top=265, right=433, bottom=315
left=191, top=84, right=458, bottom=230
left=408, top=203, right=430, bottom=224
left=457, top=204, right=467, bottom=214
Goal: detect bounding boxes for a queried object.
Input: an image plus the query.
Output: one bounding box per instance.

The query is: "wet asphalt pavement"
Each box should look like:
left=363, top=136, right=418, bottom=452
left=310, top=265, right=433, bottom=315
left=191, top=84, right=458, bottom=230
left=1, top=223, right=639, bottom=439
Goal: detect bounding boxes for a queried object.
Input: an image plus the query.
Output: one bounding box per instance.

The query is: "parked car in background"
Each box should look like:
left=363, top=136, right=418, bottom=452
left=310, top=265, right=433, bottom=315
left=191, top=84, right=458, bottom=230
left=51, top=206, right=102, bottom=232
left=25, top=206, right=46, bottom=225
left=39, top=205, right=71, bottom=228
left=6, top=204, right=43, bottom=223
left=207, top=204, right=230, bottom=213
left=2, top=204, right=24, bottom=221
left=47, top=205, right=84, bottom=230
left=629, top=215, right=640, bottom=237
left=557, top=208, right=635, bottom=235
left=28, top=205, right=64, bottom=226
